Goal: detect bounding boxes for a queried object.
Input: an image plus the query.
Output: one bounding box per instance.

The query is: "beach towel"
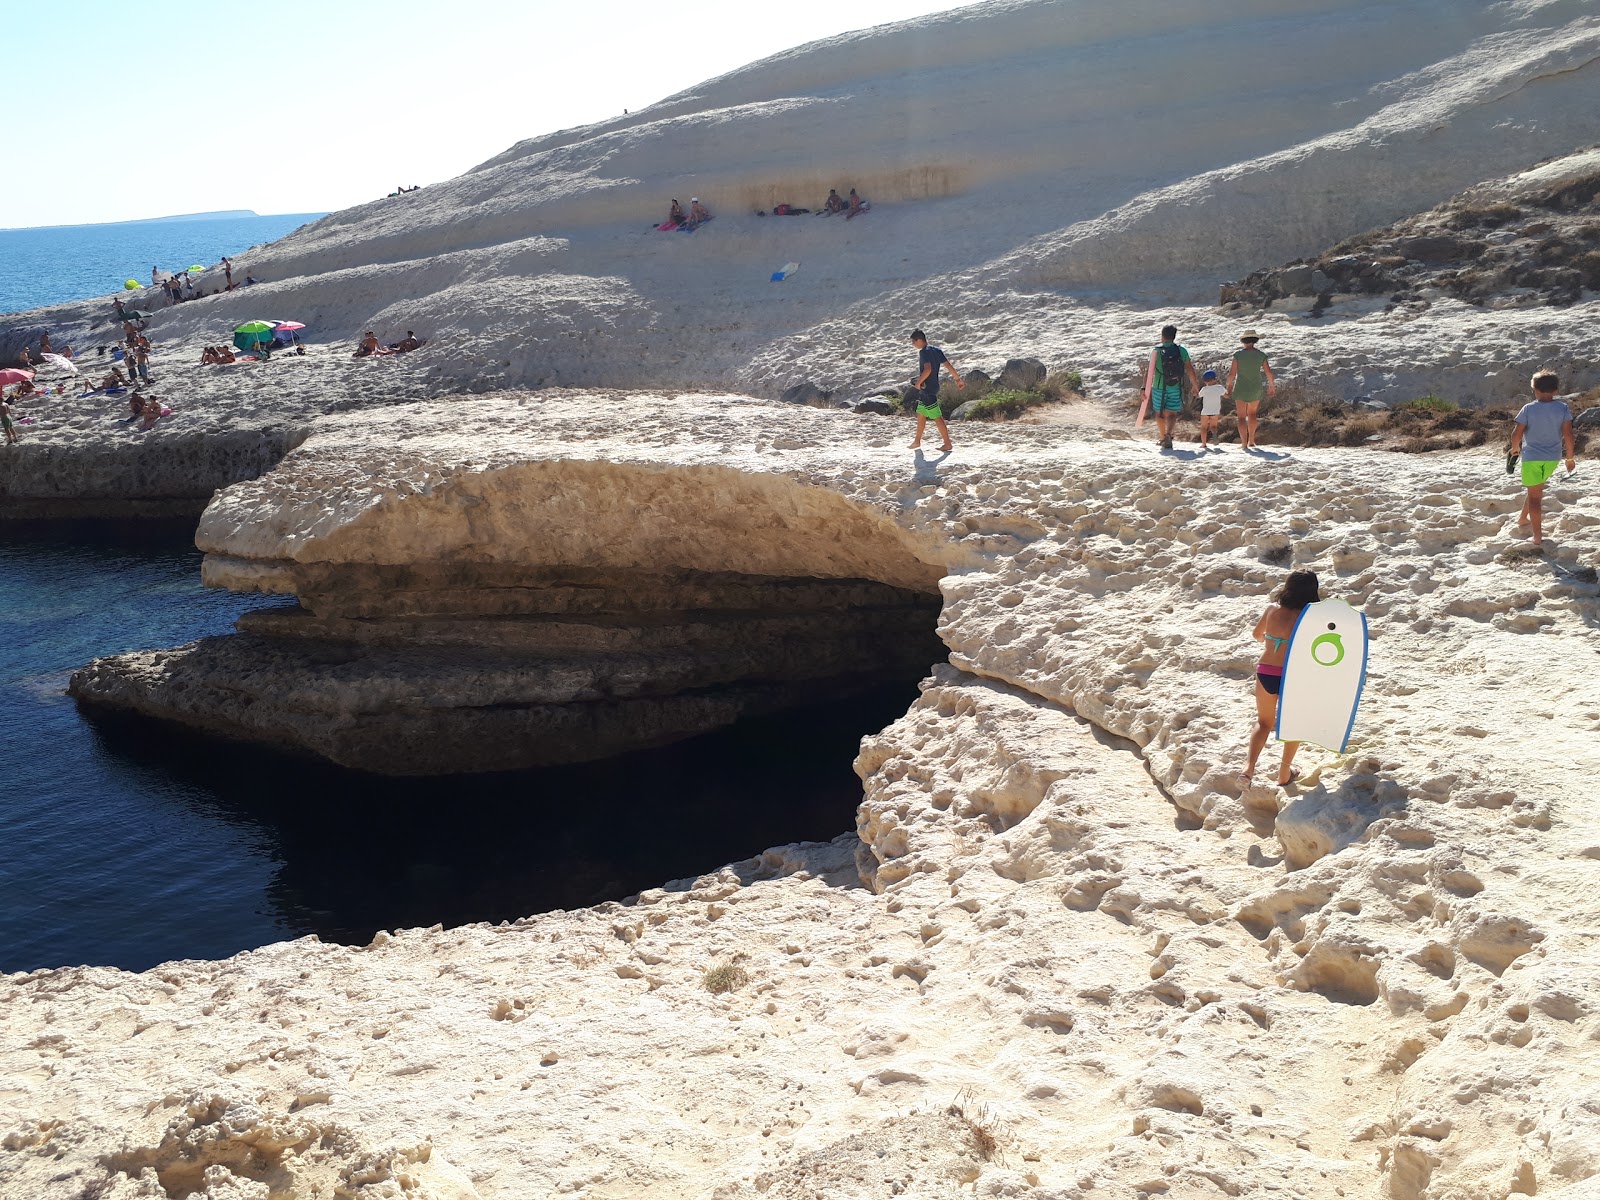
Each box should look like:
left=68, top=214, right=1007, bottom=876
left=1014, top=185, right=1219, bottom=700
left=770, top=262, right=801, bottom=282
left=656, top=221, right=680, bottom=231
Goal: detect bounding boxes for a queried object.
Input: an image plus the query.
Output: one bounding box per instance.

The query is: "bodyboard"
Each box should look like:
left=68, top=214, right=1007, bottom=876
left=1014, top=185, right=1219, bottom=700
left=1275, top=598, right=1369, bottom=753
left=1136, top=350, right=1154, bottom=427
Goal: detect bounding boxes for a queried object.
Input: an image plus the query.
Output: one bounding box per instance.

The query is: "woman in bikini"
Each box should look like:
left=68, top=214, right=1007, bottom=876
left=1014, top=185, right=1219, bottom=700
left=1242, top=569, right=1319, bottom=788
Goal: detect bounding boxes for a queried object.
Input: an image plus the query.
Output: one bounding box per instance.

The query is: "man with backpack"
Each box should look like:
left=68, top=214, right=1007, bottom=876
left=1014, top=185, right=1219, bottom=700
left=1142, top=324, right=1199, bottom=450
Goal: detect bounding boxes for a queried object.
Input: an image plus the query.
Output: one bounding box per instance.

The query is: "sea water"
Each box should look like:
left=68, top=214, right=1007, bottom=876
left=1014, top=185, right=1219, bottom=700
left=0, top=213, right=326, bottom=316
left=0, top=523, right=915, bottom=974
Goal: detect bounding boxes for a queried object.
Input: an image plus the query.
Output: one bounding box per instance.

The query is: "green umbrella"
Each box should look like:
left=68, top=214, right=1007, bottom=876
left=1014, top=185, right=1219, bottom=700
left=233, top=321, right=277, bottom=351
left=123, top=279, right=140, bottom=290
left=188, top=264, right=206, bottom=273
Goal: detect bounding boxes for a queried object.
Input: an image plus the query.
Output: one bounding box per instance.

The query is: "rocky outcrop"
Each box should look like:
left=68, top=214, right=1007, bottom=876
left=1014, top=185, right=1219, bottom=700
left=15, top=389, right=1600, bottom=1198
left=0, top=426, right=308, bottom=518
left=68, top=395, right=954, bottom=772
left=1222, top=148, right=1600, bottom=316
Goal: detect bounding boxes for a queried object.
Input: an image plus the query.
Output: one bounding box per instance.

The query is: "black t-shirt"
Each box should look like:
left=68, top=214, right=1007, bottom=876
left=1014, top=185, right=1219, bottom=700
left=919, top=345, right=948, bottom=392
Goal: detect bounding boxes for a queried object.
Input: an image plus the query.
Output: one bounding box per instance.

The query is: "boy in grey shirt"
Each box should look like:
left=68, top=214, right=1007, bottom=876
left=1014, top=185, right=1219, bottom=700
left=1508, top=369, right=1577, bottom=548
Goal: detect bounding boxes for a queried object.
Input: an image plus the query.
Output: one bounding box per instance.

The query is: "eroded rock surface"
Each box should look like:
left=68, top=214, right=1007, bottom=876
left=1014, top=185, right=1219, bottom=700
left=21, top=391, right=1600, bottom=1197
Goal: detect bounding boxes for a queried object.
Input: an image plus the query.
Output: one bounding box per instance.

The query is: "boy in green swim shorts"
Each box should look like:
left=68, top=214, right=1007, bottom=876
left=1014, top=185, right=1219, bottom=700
left=909, top=329, right=963, bottom=452
left=1508, top=369, right=1576, bottom=548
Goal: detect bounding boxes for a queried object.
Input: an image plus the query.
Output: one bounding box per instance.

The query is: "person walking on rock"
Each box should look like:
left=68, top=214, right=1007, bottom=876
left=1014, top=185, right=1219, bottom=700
left=1227, top=330, right=1276, bottom=450
left=1241, top=569, right=1319, bottom=788
left=1509, top=369, right=1576, bottom=549
left=1143, top=324, right=1198, bottom=450
left=909, top=329, right=962, bottom=452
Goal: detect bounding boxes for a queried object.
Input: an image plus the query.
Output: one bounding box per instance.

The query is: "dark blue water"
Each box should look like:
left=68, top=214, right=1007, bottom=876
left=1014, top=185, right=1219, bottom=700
left=0, top=523, right=911, bottom=974
left=0, top=213, right=326, bottom=315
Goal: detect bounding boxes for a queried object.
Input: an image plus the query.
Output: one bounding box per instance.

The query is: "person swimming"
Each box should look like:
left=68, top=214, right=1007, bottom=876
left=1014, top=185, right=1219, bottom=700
left=1241, top=569, right=1319, bottom=788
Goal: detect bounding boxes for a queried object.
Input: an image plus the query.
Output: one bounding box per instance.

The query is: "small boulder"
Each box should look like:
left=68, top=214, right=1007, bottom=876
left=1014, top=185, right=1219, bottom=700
left=1310, top=269, right=1333, bottom=294
left=1573, top=406, right=1600, bottom=428
left=950, top=400, right=979, bottom=421
left=995, top=358, right=1046, bottom=390
left=779, top=381, right=830, bottom=407
left=964, top=368, right=993, bottom=389
left=1276, top=265, right=1316, bottom=296
left=1395, top=235, right=1468, bottom=263
left=854, top=398, right=894, bottom=416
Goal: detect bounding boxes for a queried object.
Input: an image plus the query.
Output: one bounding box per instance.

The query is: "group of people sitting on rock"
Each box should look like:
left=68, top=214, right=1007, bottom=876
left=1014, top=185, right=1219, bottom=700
left=761, top=188, right=871, bottom=219
left=354, top=330, right=424, bottom=358
left=663, top=198, right=713, bottom=231
left=821, top=187, right=868, bottom=218
left=9, top=332, right=74, bottom=370
left=126, top=391, right=170, bottom=428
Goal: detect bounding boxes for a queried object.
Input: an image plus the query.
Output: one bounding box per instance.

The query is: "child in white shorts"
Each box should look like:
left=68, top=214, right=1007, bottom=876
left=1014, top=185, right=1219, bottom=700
left=1197, top=369, right=1227, bottom=450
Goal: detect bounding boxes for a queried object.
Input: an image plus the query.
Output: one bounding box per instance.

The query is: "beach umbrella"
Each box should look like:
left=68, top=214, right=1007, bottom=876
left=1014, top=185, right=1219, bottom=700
left=188, top=264, right=205, bottom=273
left=123, top=279, right=140, bottom=290
left=0, top=368, right=35, bottom=387
left=271, top=321, right=305, bottom=331
left=233, top=320, right=277, bottom=351
left=40, top=353, right=78, bottom=375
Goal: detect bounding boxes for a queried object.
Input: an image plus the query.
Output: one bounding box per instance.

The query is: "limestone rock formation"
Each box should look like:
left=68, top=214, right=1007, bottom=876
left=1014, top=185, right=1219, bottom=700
left=1223, top=148, right=1600, bottom=316
left=24, top=389, right=1600, bottom=1196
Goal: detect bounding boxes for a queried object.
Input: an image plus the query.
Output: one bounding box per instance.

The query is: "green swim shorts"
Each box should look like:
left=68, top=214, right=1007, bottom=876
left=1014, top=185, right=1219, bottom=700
left=1150, top=385, right=1184, bottom=414
left=915, top=394, right=943, bottom=420
left=1521, top=460, right=1559, bottom=487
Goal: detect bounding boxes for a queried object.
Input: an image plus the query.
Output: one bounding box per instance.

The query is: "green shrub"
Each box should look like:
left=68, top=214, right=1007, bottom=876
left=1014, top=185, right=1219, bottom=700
left=1401, top=394, right=1458, bottom=414
left=703, top=964, right=749, bottom=995
left=962, top=388, right=1047, bottom=421
left=1040, top=369, right=1084, bottom=399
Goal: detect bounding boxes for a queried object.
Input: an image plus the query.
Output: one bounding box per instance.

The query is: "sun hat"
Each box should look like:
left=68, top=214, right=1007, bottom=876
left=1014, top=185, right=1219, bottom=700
left=1241, top=329, right=1260, bottom=341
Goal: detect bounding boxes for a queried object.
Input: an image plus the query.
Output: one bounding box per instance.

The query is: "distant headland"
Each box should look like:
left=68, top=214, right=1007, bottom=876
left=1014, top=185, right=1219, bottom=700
left=2, top=210, right=325, bottom=232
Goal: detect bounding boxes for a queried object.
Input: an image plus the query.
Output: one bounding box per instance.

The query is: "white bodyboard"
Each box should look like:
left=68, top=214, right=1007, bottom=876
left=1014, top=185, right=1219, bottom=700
left=1275, top=599, right=1368, bottom=753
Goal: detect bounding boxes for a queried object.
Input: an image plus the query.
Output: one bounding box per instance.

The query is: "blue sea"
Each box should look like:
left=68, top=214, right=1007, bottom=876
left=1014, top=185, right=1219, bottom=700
left=0, top=522, right=914, bottom=973
left=0, top=213, right=326, bottom=316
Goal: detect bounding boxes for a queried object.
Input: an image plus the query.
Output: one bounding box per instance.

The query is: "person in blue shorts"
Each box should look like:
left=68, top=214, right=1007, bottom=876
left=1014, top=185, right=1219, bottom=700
left=1508, top=369, right=1577, bottom=548
left=1143, top=324, right=1199, bottom=450
left=909, top=329, right=963, bottom=451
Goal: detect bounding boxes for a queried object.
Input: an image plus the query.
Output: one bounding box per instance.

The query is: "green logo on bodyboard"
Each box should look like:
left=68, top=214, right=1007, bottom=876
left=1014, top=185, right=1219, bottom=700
left=1310, top=624, right=1345, bottom=668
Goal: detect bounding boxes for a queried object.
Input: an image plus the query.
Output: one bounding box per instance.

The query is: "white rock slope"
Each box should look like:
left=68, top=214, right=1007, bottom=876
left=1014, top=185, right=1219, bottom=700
left=5, top=0, right=1600, bottom=409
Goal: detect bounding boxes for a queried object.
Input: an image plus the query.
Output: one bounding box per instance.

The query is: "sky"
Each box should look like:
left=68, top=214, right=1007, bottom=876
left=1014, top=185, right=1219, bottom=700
left=5, top=0, right=974, bottom=230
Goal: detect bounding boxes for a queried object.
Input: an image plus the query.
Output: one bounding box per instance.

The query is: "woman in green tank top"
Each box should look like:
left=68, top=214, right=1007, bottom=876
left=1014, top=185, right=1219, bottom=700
left=1226, top=331, right=1276, bottom=450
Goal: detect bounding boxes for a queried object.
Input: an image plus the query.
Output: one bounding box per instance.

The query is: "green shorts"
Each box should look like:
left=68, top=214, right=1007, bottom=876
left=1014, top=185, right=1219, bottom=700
left=1521, top=460, right=1559, bottom=487
left=915, top=393, right=943, bottom=420
left=1150, top=385, right=1184, bottom=414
